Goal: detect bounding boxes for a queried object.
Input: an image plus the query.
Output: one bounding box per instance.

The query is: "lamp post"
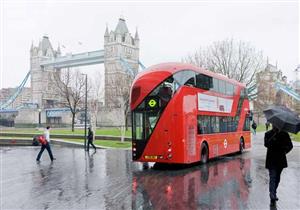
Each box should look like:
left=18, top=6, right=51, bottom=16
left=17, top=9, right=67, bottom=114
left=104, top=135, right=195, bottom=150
left=82, top=73, right=88, bottom=151
left=38, top=108, right=41, bottom=127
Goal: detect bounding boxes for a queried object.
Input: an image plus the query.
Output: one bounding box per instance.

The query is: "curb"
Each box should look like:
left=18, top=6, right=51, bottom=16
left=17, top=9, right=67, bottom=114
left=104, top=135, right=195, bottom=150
left=0, top=138, right=131, bottom=150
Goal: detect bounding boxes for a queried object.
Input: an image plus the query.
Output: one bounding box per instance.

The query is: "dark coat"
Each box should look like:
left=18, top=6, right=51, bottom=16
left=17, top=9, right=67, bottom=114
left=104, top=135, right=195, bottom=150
left=264, top=129, right=293, bottom=169
left=88, top=130, right=94, bottom=141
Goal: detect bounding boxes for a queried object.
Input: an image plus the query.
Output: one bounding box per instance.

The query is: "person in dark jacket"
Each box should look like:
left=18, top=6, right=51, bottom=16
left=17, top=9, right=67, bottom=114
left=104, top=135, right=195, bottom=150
left=87, top=127, right=96, bottom=152
left=264, top=125, right=293, bottom=207
left=251, top=121, right=257, bottom=135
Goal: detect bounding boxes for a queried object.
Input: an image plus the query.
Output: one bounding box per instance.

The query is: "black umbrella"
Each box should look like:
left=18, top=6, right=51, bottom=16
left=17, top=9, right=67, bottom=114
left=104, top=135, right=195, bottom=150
left=263, top=105, right=300, bottom=134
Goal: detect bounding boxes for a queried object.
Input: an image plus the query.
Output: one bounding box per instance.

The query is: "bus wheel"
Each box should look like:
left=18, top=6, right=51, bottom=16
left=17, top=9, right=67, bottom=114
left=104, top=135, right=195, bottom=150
left=239, top=138, right=245, bottom=154
left=200, top=143, right=209, bottom=164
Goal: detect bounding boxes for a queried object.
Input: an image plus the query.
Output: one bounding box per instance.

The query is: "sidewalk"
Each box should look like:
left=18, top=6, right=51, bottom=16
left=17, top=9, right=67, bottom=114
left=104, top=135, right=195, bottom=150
left=0, top=137, right=131, bottom=150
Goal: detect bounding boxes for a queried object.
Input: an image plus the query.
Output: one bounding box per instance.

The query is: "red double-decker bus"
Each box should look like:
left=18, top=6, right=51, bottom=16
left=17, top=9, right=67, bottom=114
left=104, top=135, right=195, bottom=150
left=130, top=63, right=251, bottom=164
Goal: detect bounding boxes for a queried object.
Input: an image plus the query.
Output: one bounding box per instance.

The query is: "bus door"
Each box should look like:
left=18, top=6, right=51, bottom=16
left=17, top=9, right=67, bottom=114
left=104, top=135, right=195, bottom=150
left=183, top=94, right=197, bottom=163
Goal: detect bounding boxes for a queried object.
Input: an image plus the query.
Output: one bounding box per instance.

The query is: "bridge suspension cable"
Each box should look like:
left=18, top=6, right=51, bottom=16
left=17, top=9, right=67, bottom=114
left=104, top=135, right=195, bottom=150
left=0, top=71, right=31, bottom=110
left=275, top=82, right=300, bottom=101
left=119, top=58, right=146, bottom=78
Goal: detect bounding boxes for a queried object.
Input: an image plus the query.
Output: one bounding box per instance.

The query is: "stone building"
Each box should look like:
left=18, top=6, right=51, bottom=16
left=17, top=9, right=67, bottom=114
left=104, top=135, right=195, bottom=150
left=30, top=36, right=62, bottom=108
left=1, top=18, right=140, bottom=127
left=254, top=63, right=295, bottom=123
left=104, top=17, right=139, bottom=108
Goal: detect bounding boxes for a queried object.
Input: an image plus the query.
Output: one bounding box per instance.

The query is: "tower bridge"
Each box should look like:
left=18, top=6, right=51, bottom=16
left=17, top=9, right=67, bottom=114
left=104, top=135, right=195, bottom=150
left=40, top=50, right=105, bottom=69
left=0, top=17, right=142, bottom=126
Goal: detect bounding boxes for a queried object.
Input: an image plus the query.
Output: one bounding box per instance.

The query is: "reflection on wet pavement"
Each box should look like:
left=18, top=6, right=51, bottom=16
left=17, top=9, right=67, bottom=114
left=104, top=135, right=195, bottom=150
left=133, top=157, right=252, bottom=210
left=1, top=132, right=300, bottom=209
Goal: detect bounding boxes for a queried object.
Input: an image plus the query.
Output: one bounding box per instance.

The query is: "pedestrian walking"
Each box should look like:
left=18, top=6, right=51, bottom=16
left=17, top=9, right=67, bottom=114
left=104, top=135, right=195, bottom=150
left=36, top=126, right=55, bottom=162
left=264, top=124, right=293, bottom=207
left=87, top=127, right=96, bottom=152
left=251, top=121, right=257, bottom=135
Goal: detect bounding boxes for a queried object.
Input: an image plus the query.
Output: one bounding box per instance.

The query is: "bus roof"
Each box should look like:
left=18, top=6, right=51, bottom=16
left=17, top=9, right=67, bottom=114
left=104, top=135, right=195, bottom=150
left=131, top=62, right=246, bottom=110
left=135, top=62, right=245, bottom=86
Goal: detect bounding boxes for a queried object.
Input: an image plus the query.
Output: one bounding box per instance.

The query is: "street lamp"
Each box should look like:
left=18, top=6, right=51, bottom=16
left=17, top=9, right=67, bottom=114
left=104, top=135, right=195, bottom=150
left=82, top=73, right=88, bottom=151
left=38, top=108, right=41, bottom=127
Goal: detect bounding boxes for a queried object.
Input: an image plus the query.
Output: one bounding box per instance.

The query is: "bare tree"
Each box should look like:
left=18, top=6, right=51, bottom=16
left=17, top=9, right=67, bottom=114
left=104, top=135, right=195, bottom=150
left=53, top=68, right=86, bottom=132
left=89, top=72, right=104, bottom=136
left=183, top=38, right=265, bottom=99
left=106, top=69, right=136, bottom=142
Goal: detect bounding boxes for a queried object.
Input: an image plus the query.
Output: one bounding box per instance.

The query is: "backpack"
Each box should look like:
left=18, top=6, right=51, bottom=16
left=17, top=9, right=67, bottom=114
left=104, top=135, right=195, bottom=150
left=32, top=135, right=39, bottom=146
left=38, top=135, right=47, bottom=145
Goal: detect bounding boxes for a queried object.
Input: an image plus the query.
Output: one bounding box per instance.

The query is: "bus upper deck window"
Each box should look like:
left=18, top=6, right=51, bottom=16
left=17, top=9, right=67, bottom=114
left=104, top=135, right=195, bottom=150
left=196, top=74, right=213, bottom=90
left=173, top=70, right=196, bottom=87
left=226, top=83, right=234, bottom=95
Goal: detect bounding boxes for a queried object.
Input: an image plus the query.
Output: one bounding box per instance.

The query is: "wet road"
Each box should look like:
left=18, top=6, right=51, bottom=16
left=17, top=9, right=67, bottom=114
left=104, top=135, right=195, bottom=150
left=1, top=132, right=300, bottom=210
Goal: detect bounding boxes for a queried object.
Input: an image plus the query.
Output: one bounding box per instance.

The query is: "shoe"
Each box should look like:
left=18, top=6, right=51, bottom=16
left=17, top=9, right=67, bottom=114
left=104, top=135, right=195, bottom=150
left=270, top=199, right=276, bottom=207
left=36, top=160, right=40, bottom=163
left=275, top=196, right=279, bottom=201
left=51, top=158, right=56, bottom=161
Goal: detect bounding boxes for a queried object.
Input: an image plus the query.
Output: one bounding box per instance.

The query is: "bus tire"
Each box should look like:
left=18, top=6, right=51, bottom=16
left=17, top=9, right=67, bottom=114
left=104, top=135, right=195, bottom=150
left=200, top=143, right=209, bottom=164
left=239, top=138, right=245, bottom=154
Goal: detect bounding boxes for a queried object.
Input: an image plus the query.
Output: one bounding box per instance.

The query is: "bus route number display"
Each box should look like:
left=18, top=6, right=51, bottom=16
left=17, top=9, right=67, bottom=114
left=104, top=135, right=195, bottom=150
left=145, top=96, right=160, bottom=110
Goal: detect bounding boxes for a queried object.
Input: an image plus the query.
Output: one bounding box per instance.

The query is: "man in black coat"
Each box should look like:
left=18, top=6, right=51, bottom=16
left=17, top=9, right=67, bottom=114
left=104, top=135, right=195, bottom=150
left=264, top=125, right=293, bottom=207
left=87, top=127, right=96, bottom=152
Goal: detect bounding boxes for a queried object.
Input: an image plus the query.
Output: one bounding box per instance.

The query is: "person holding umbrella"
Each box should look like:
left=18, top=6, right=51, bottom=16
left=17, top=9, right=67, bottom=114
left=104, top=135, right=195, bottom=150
left=263, top=105, right=299, bottom=207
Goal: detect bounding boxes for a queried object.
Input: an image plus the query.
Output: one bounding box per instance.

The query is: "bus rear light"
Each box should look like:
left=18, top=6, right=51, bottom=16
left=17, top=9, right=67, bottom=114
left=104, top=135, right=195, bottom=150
left=133, top=153, right=136, bottom=156
left=167, top=148, right=172, bottom=152
left=133, top=147, right=136, bottom=151
left=168, top=142, right=172, bottom=146
left=133, top=142, right=136, bottom=146
left=159, top=155, right=163, bottom=159
left=167, top=154, right=172, bottom=159
left=166, top=185, right=172, bottom=193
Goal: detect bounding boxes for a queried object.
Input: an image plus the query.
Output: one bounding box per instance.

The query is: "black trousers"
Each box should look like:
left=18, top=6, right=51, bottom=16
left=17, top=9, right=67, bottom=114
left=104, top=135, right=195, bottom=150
left=87, top=139, right=96, bottom=151
left=269, top=168, right=283, bottom=200
left=36, top=143, right=54, bottom=161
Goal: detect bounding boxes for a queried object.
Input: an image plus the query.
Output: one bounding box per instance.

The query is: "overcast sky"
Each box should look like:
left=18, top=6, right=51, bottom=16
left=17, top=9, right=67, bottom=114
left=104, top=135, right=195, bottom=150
left=0, top=0, right=299, bottom=88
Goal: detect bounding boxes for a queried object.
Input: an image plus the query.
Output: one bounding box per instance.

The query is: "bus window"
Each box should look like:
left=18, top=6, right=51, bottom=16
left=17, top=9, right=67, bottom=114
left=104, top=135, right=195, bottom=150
left=243, top=114, right=251, bottom=131
left=219, top=80, right=226, bottom=94
left=144, top=112, right=159, bottom=139
left=227, top=117, right=233, bottom=132
left=210, top=116, right=220, bottom=133
left=197, top=117, right=203, bottom=134
left=212, top=78, right=219, bottom=92
left=215, top=117, right=220, bottom=133
left=219, top=117, right=227, bottom=133
left=233, top=116, right=239, bottom=131
left=226, top=83, right=234, bottom=96
left=196, top=74, right=213, bottom=90
left=197, top=116, right=211, bottom=134
left=158, top=85, right=173, bottom=108
left=133, top=112, right=143, bottom=140
left=173, top=70, right=195, bottom=87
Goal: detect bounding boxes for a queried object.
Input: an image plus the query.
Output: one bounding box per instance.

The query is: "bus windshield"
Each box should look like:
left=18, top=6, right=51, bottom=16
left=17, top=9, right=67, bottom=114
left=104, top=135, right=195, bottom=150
left=132, top=70, right=199, bottom=141
left=133, top=76, right=174, bottom=140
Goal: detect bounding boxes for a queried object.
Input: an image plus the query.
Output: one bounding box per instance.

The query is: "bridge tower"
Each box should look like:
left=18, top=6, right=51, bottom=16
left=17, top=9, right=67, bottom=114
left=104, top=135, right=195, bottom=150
left=30, top=36, right=61, bottom=108
left=104, top=17, right=139, bottom=107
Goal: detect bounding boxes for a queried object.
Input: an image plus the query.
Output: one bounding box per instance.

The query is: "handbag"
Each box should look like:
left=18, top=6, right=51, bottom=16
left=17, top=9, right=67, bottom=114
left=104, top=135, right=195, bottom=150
left=38, top=135, right=47, bottom=145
